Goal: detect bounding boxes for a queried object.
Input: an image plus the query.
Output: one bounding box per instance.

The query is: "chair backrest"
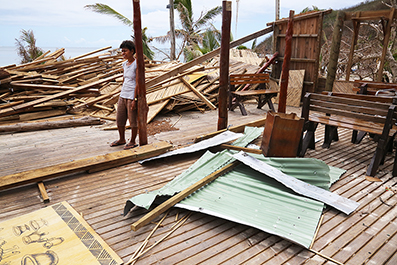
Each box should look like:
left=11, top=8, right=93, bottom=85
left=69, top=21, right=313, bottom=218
left=229, top=73, right=269, bottom=86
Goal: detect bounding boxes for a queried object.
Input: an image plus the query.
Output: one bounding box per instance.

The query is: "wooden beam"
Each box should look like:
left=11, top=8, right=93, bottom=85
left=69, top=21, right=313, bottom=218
left=0, top=73, right=123, bottom=118
left=346, top=19, right=360, bottom=81
left=37, top=181, right=50, bottom=203
left=145, top=26, right=273, bottom=89
left=179, top=77, right=216, bottom=110
left=219, top=144, right=263, bottom=154
left=278, top=10, right=294, bottom=113
left=131, top=160, right=240, bottom=231
left=325, top=11, right=345, bottom=92
left=133, top=0, right=149, bottom=146
left=0, top=141, right=172, bottom=191
left=194, top=117, right=267, bottom=142
left=0, top=116, right=102, bottom=133
left=218, top=1, right=232, bottom=130
left=377, top=8, right=395, bottom=82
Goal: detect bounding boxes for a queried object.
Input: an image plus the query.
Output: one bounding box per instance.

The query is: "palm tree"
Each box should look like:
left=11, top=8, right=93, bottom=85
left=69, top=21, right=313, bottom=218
left=15, top=29, right=44, bottom=64
left=183, top=25, right=221, bottom=61
left=155, top=0, right=222, bottom=61
left=84, top=3, right=154, bottom=60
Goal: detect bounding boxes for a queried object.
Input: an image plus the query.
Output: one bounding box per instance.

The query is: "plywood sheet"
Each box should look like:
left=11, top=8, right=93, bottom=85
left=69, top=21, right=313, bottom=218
left=147, top=99, right=170, bottom=123
left=333, top=80, right=355, bottom=94
left=0, top=201, right=122, bottom=265
left=275, top=69, right=305, bottom=107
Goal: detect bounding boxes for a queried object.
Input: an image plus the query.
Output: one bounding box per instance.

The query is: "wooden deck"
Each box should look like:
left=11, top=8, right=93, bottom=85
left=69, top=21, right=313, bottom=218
left=1, top=102, right=397, bottom=265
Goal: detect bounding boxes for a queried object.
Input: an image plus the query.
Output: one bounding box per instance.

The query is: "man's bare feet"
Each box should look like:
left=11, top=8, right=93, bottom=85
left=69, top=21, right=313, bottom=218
left=110, top=140, right=126, bottom=147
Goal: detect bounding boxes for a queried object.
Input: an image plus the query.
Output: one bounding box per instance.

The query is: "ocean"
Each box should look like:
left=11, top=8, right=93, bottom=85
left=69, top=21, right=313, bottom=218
left=0, top=46, right=172, bottom=67
left=0, top=46, right=107, bottom=67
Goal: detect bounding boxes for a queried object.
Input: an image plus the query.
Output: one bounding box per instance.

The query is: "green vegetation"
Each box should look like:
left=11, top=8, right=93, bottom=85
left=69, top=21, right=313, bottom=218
left=15, top=29, right=44, bottom=64
left=84, top=3, right=155, bottom=60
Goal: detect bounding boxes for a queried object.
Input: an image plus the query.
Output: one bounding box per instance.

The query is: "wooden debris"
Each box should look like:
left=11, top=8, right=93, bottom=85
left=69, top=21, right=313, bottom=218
left=0, top=141, right=172, bottom=190
left=0, top=37, right=273, bottom=132
left=131, top=160, right=240, bottom=231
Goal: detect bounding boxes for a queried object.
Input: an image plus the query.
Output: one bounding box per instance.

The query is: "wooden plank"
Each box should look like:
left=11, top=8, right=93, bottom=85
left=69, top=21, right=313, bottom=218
left=275, top=69, right=305, bottom=107
left=130, top=160, right=240, bottom=231
left=0, top=141, right=172, bottom=191
left=19, top=109, right=66, bottom=121
left=219, top=144, right=263, bottom=154
left=37, top=181, right=50, bottom=203
left=179, top=77, right=216, bottom=110
left=233, top=90, right=279, bottom=96
left=0, top=116, right=102, bottom=133
left=194, top=117, right=267, bottom=142
left=147, top=99, right=170, bottom=123
left=0, top=73, right=123, bottom=118
left=145, top=26, right=273, bottom=89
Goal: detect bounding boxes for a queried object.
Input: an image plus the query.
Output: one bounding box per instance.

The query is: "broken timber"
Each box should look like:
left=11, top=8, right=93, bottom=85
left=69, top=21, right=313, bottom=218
left=0, top=141, right=171, bottom=191
left=130, top=160, right=240, bottom=231
left=0, top=73, right=123, bottom=118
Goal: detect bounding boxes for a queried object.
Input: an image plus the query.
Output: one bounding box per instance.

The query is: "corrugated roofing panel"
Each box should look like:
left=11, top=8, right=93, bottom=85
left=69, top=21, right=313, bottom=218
left=176, top=164, right=324, bottom=248
left=232, top=151, right=360, bottom=214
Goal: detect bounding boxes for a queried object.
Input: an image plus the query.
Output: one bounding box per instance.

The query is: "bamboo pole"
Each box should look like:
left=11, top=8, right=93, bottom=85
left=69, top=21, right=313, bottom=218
left=218, top=1, right=232, bottom=130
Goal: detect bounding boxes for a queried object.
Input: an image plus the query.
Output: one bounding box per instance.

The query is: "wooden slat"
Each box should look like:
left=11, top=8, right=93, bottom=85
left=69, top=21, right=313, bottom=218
left=310, top=99, right=389, bottom=118
left=0, top=141, right=172, bottom=191
left=179, top=77, right=216, bottom=110
left=37, top=181, right=50, bottom=203
left=130, top=160, right=240, bottom=231
left=309, top=105, right=387, bottom=124
left=0, top=73, right=123, bottom=118
left=311, top=93, right=392, bottom=110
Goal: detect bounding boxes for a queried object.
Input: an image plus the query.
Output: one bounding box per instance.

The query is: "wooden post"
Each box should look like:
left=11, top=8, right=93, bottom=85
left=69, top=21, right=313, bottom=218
left=325, top=11, right=345, bottom=92
left=278, top=10, right=294, bottom=113
left=218, top=1, right=232, bottom=130
left=346, top=19, right=360, bottom=81
left=133, top=0, right=148, bottom=146
left=377, top=8, right=395, bottom=82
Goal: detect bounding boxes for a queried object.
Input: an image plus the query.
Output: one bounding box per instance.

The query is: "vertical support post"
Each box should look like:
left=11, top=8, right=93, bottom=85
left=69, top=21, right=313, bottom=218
left=278, top=10, right=294, bottom=114
left=377, top=8, right=395, bottom=82
left=169, top=0, right=176, bottom=61
left=325, top=11, right=345, bottom=92
left=218, top=1, right=232, bottom=130
left=346, top=16, right=360, bottom=81
left=313, top=13, right=325, bottom=93
left=133, top=0, right=148, bottom=145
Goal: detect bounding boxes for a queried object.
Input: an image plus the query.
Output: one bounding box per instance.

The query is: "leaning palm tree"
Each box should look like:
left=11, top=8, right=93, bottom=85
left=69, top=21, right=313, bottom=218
left=84, top=3, right=154, bottom=60
left=15, top=29, right=44, bottom=64
left=155, top=0, right=222, bottom=61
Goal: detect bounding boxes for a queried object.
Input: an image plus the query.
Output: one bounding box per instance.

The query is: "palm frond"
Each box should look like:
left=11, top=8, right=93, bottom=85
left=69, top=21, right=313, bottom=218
left=196, top=6, right=222, bottom=28
left=84, top=3, right=133, bottom=27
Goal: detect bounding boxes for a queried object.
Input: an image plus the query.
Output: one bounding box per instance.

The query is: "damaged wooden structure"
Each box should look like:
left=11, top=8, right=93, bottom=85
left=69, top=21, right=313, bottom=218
left=1, top=3, right=397, bottom=265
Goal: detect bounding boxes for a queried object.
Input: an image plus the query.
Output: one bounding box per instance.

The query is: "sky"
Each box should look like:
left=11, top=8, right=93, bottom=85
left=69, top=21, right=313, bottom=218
left=0, top=0, right=361, bottom=55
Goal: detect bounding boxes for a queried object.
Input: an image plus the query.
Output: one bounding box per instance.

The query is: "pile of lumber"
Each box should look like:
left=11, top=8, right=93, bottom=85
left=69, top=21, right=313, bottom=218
left=0, top=46, right=265, bottom=132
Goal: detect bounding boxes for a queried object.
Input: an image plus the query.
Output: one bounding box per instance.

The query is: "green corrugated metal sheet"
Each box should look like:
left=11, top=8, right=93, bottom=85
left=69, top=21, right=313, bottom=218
left=124, top=127, right=347, bottom=248
left=125, top=127, right=263, bottom=211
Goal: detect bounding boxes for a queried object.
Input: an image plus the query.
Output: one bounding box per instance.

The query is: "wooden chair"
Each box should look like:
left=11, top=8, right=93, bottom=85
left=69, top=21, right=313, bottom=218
left=228, top=73, right=279, bottom=116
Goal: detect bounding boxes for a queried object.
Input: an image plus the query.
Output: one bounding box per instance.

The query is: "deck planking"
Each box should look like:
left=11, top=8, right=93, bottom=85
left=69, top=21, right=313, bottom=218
left=1, top=102, right=397, bottom=264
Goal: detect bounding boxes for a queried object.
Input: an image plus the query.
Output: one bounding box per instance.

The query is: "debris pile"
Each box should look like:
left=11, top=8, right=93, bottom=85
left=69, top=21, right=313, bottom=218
left=0, top=46, right=264, bottom=131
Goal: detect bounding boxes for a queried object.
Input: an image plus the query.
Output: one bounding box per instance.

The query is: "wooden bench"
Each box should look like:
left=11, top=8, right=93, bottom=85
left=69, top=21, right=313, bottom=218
left=353, top=80, right=397, bottom=95
left=299, top=92, right=397, bottom=177
left=228, top=73, right=279, bottom=116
